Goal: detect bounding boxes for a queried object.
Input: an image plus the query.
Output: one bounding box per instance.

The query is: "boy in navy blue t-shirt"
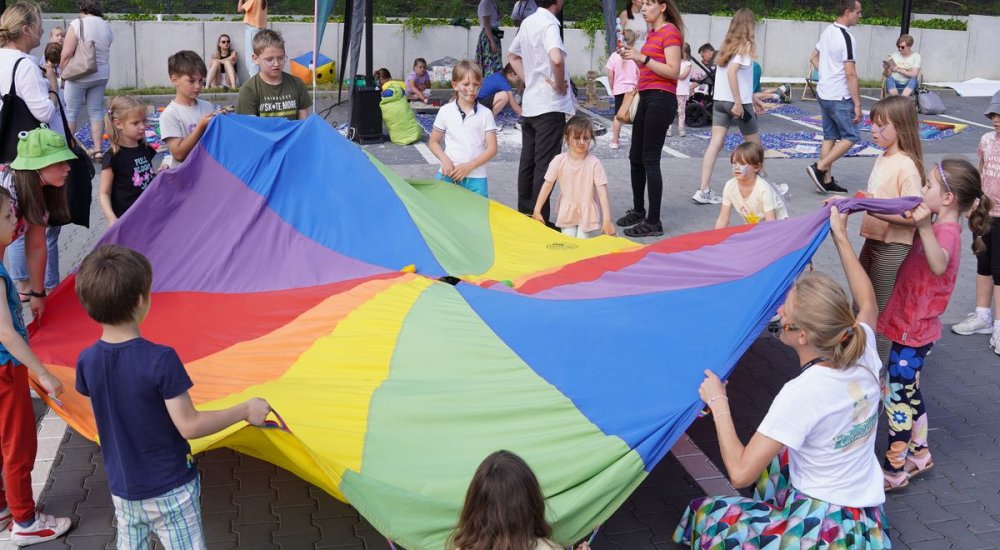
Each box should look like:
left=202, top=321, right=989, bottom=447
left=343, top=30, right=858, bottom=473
left=476, top=63, right=523, bottom=117
left=74, top=245, right=270, bottom=549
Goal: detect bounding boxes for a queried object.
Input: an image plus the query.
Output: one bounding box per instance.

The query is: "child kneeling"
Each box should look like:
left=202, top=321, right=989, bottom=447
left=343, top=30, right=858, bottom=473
left=715, top=142, right=788, bottom=228
left=74, top=245, right=271, bottom=549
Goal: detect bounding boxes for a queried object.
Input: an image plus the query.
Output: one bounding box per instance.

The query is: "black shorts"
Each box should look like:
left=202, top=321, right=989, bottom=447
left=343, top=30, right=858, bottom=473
left=478, top=94, right=496, bottom=110
left=614, top=93, right=625, bottom=115
left=977, top=216, right=1000, bottom=284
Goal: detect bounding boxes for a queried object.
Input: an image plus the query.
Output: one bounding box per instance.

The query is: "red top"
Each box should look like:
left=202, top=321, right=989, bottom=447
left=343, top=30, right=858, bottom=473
left=878, top=222, right=962, bottom=347
left=638, top=23, right=682, bottom=93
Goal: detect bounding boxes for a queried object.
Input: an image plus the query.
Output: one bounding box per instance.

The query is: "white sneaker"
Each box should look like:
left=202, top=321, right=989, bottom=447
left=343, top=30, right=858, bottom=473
left=666, top=125, right=674, bottom=136
left=10, top=513, right=71, bottom=546
left=609, top=140, right=620, bottom=150
left=678, top=127, right=687, bottom=137
left=952, top=312, right=993, bottom=335
left=692, top=189, right=723, bottom=205
left=992, top=327, right=1000, bottom=356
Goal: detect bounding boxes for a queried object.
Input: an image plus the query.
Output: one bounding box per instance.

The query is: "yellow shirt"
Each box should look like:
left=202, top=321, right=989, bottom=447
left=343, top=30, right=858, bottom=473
left=860, top=152, right=922, bottom=244
left=241, top=0, right=267, bottom=29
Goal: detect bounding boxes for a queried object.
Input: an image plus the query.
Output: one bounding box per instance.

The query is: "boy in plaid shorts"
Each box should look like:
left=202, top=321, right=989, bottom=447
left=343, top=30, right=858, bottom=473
left=74, top=245, right=271, bottom=549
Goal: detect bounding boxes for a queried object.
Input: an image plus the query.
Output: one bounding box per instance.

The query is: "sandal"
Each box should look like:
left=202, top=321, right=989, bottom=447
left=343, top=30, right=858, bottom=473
left=615, top=209, right=646, bottom=227
left=904, top=452, right=934, bottom=480
left=883, top=469, right=909, bottom=492
left=624, top=221, right=663, bottom=238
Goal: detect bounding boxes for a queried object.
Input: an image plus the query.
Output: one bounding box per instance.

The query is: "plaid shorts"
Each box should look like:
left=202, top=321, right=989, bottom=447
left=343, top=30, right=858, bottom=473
left=111, top=475, right=205, bottom=550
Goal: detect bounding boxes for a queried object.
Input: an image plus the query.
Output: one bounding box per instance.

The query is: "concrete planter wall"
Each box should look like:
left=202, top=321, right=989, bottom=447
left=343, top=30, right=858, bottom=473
left=31, top=14, right=999, bottom=90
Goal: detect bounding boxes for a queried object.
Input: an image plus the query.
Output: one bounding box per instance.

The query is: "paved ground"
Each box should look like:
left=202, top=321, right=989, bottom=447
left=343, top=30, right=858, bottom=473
left=4, top=88, right=1000, bottom=549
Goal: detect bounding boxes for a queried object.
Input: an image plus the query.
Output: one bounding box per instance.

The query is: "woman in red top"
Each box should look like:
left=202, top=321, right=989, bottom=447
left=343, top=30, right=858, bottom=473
left=616, top=0, right=684, bottom=238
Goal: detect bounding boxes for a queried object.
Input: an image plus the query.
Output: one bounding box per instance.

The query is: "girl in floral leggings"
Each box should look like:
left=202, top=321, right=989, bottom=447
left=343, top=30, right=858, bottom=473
left=878, top=158, right=992, bottom=491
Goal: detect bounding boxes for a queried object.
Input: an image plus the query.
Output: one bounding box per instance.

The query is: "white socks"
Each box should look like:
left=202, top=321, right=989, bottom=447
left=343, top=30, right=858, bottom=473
left=976, top=307, right=993, bottom=323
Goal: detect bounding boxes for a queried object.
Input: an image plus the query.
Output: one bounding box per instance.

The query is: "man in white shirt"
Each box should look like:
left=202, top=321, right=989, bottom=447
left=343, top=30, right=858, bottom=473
left=508, top=0, right=574, bottom=224
left=807, top=0, right=862, bottom=195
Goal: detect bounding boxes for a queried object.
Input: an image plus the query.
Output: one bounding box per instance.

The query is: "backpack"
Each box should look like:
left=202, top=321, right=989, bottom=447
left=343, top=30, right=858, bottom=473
left=0, top=58, right=43, bottom=164
left=917, top=88, right=946, bottom=115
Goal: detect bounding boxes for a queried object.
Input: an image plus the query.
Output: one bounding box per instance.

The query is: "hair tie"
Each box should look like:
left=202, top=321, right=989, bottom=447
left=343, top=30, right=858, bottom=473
left=840, top=326, right=854, bottom=343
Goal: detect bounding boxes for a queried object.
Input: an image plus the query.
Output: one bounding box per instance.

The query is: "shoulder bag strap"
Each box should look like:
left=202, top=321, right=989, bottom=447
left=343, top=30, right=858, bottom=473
left=54, top=93, right=76, bottom=148
left=76, top=16, right=86, bottom=43
left=8, top=56, right=26, bottom=96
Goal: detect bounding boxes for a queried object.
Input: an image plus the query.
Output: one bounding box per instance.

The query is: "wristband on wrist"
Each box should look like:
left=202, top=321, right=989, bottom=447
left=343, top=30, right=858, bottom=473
left=25, top=289, right=47, bottom=298
left=643, top=55, right=651, bottom=66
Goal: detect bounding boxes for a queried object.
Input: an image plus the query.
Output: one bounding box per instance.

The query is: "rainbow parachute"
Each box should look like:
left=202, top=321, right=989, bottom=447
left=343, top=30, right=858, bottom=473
left=31, top=115, right=913, bottom=549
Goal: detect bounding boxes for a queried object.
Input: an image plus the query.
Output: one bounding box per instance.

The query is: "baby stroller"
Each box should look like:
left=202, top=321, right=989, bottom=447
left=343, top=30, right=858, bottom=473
left=685, top=57, right=714, bottom=128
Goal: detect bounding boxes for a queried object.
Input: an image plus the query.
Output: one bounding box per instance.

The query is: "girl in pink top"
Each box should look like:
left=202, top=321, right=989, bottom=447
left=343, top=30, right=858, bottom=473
left=605, top=29, right=639, bottom=150
left=877, top=158, right=992, bottom=491
left=532, top=116, right=615, bottom=239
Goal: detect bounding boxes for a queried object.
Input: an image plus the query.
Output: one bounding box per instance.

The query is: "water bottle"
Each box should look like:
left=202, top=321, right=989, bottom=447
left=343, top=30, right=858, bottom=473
left=615, top=20, right=625, bottom=51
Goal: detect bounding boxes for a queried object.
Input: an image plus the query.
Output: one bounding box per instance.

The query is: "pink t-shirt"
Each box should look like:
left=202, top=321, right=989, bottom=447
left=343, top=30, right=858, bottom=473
left=977, top=132, right=1000, bottom=217
left=878, top=222, right=961, bottom=347
left=544, top=152, right=608, bottom=232
left=605, top=51, right=639, bottom=95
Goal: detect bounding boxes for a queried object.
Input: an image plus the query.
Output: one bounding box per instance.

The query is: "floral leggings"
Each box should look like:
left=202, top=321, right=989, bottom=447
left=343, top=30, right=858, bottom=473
left=884, top=341, right=933, bottom=473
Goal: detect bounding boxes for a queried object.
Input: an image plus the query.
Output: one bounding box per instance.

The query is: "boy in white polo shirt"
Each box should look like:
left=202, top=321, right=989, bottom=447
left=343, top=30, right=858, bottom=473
left=428, top=61, right=498, bottom=198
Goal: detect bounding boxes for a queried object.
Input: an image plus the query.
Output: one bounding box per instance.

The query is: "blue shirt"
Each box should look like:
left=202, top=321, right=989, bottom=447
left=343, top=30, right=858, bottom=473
left=0, top=264, right=28, bottom=366
left=76, top=338, right=197, bottom=500
left=477, top=72, right=512, bottom=100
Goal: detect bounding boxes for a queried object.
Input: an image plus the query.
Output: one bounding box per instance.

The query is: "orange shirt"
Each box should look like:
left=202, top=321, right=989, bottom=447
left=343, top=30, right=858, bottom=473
left=241, top=0, right=268, bottom=29
left=859, top=152, right=922, bottom=245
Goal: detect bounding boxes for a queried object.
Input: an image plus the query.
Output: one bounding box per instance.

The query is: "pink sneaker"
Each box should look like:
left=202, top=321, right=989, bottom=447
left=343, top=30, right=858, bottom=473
left=10, top=512, right=72, bottom=546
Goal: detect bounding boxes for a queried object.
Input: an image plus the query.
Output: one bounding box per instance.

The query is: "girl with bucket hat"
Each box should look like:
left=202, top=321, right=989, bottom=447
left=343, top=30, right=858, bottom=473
left=0, top=126, right=75, bottom=322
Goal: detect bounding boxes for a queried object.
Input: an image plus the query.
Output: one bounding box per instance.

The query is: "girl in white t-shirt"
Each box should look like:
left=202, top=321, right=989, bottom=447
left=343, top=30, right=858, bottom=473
left=674, top=206, right=891, bottom=549
left=715, top=142, right=787, bottom=228
left=532, top=116, right=615, bottom=239
left=694, top=8, right=762, bottom=207
left=667, top=43, right=692, bottom=137
left=428, top=61, right=498, bottom=198
left=449, top=450, right=588, bottom=550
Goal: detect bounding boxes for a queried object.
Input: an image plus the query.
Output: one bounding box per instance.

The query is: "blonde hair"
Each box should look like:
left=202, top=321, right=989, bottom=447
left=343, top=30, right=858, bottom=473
left=451, top=60, right=483, bottom=85
left=870, top=95, right=926, bottom=187
left=105, top=95, right=149, bottom=154
left=791, top=272, right=867, bottom=370
left=622, top=28, right=636, bottom=47
left=716, top=8, right=756, bottom=66
left=0, top=2, right=42, bottom=47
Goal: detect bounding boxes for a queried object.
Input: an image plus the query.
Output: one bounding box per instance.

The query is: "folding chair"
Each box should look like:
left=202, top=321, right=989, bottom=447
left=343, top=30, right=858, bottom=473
left=802, top=66, right=819, bottom=101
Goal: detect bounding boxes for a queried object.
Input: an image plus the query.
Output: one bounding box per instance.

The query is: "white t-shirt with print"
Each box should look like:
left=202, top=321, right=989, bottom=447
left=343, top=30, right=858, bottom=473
left=713, top=54, right=753, bottom=104
left=432, top=101, right=497, bottom=179
left=721, top=176, right=788, bottom=225
left=158, top=99, right=216, bottom=168
left=757, top=323, right=884, bottom=508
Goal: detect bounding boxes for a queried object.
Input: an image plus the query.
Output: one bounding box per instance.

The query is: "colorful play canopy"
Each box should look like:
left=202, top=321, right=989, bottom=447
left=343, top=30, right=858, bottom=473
left=31, top=115, right=907, bottom=549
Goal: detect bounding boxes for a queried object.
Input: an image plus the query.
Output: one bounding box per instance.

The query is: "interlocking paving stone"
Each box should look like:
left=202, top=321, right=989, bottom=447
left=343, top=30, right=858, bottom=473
left=67, top=505, right=114, bottom=537
left=272, top=480, right=316, bottom=510
left=895, top=493, right=960, bottom=524
left=945, top=502, right=1000, bottom=535
left=202, top=511, right=238, bottom=545
left=233, top=522, right=279, bottom=549
left=274, top=505, right=320, bottom=536
left=275, top=531, right=323, bottom=550
left=234, top=494, right=279, bottom=525
left=925, top=519, right=998, bottom=550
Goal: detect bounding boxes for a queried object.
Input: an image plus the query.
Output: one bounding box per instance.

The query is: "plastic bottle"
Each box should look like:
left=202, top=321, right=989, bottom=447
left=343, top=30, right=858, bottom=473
left=615, top=20, right=625, bottom=51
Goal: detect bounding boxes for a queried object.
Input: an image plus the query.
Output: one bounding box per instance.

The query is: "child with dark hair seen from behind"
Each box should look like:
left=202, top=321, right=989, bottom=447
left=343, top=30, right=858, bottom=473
left=74, top=244, right=271, bottom=550
left=450, top=450, right=592, bottom=550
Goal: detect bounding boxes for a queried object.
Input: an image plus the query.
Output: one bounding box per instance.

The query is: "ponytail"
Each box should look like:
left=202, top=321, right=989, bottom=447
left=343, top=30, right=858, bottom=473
left=792, top=272, right=868, bottom=370
left=970, top=193, right=993, bottom=255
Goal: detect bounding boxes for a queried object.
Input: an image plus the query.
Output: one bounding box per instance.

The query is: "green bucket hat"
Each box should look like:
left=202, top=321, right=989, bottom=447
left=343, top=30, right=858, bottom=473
left=9, top=126, right=77, bottom=171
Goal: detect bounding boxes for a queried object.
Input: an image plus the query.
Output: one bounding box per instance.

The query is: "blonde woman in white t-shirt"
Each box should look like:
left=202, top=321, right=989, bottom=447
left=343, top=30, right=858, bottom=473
left=673, top=206, right=891, bottom=548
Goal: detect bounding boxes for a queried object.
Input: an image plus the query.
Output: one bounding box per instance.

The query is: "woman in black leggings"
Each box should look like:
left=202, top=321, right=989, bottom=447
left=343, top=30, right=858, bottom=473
left=617, top=0, right=685, bottom=238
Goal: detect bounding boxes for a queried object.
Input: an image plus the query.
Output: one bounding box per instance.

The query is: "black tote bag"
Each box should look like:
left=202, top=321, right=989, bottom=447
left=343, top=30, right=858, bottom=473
left=0, top=58, right=43, bottom=164
left=52, top=93, right=94, bottom=228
